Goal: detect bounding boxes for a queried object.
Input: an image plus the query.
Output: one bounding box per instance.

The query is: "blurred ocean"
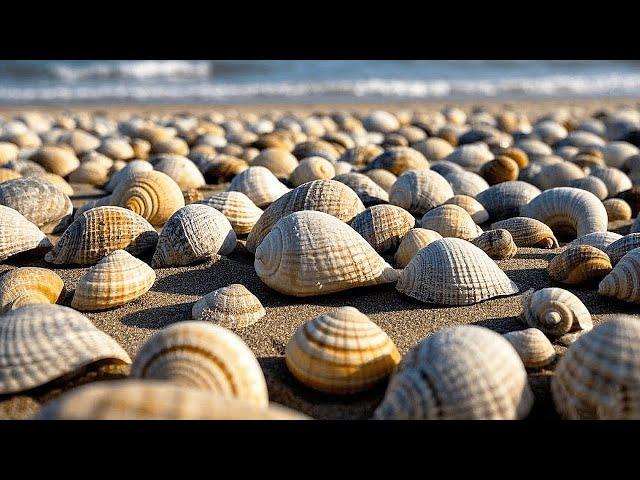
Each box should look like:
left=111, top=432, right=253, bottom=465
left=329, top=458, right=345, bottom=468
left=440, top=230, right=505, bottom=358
left=0, top=60, right=639, bottom=104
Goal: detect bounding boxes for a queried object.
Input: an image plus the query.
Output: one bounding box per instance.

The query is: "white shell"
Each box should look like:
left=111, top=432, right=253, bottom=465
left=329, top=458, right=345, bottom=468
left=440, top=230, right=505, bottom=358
left=388, top=169, right=453, bottom=215
left=598, top=247, right=640, bottom=303
left=228, top=166, right=290, bottom=208
left=192, top=283, right=266, bottom=329
left=0, top=205, right=52, bottom=262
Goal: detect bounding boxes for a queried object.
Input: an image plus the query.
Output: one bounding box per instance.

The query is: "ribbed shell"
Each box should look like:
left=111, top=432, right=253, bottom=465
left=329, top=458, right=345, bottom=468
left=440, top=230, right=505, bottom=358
left=349, top=204, right=416, bottom=254
left=441, top=170, right=490, bottom=197
left=0, top=304, right=131, bottom=395
left=397, top=238, right=519, bottom=305
left=104, top=159, right=153, bottom=192
left=420, top=204, right=483, bottom=241
left=471, top=229, right=517, bottom=259
left=567, top=176, right=609, bottom=200
left=333, top=172, right=389, bottom=206
left=598, top=247, right=640, bottom=303
left=388, top=169, right=454, bottom=215
left=367, top=147, right=429, bottom=175
left=152, top=204, right=236, bottom=267
left=590, top=166, right=632, bottom=197
left=192, top=284, right=265, bottom=329
left=374, top=325, right=533, bottom=419
left=476, top=181, right=541, bottom=222
left=44, top=206, right=158, bottom=265
left=443, top=195, right=489, bottom=224
left=569, top=232, right=623, bottom=252
left=254, top=210, right=398, bottom=297
left=152, top=155, right=206, bottom=191
left=503, top=329, right=556, bottom=368
left=98, top=137, right=135, bottom=160
left=130, top=322, right=268, bottom=407
left=245, top=179, right=365, bottom=254
left=29, top=145, right=80, bottom=177
left=603, top=198, right=632, bottom=221
left=604, top=233, right=640, bottom=265
left=480, top=156, right=519, bottom=184
left=551, top=316, right=640, bottom=419
left=491, top=217, right=559, bottom=248
left=0, top=205, right=52, bottom=262
left=197, top=191, right=263, bottom=236
left=228, top=166, right=290, bottom=208
left=520, top=287, right=593, bottom=338
left=444, top=144, right=494, bottom=172
left=251, top=147, right=299, bottom=180
left=521, top=187, right=608, bottom=238
left=547, top=245, right=612, bottom=285
left=394, top=228, right=443, bottom=268
left=533, top=161, right=585, bottom=190
left=285, top=306, right=401, bottom=394
left=289, top=156, right=335, bottom=187
left=0, top=267, right=63, bottom=313
left=364, top=168, right=397, bottom=192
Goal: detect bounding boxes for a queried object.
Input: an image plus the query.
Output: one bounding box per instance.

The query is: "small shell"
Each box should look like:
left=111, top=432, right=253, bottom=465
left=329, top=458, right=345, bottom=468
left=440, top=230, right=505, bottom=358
left=388, top=169, right=453, bottom=215
left=547, top=245, right=612, bottom=285
left=533, top=161, right=585, bottom=190
left=0, top=142, right=19, bottom=164
left=480, top=156, right=519, bottom=184
left=199, top=154, right=249, bottom=182
left=476, top=181, right=541, bottom=222
left=152, top=154, right=206, bottom=191
left=420, top=204, right=482, bottom=241
left=618, top=186, right=640, bottom=217
left=197, top=191, right=262, bottom=236
left=29, top=145, right=80, bottom=177
left=533, top=120, right=568, bottom=145
left=444, top=143, right=494, bottom=173
left=349, top=204, right=415, bottom=254
left=289, top=156, right=335, bottom=187
left=443, top=195, right=489, bottom=224
left=130, top=321, right=268, bottom=407
left=503, top=329, right=556, bottom=368
left=286, top=306, right=401, bottom=394
left=151, top=204, right=236, bottom=268
left=152, top=137, right=189, bottom=156
left=0, top=267, right=64, bottom=313
left=254, top=211, right=398, bottom=297
left=397, top=238, right=519, bottom=305
left=598, top=247, right=640, bottom=303
left=605, top=233, right=640, bottom=265
left=567, top=176, right=609, bottom=200
left=589, top=166, right=632, bottom=197
left=97, top=137, right=135, bottom=160
left=292, top=140, right=339, bottom=162
left=333, top=172, right=389, bottom=205
left=68, top=158, right=111, bottom=185
left=394, top=228, right=442, bottom=268
left=603, top=198, right=632, bottom=222
left=569, top=231, right=623, bottom=251
left=374, top=325, right=533, bottom=420
left=0, top=168, right=21, bottom=183
left=491, top=217, right=559, bottom=248
left=367, top=146, right=429, bottom=175
left=364, top=168, right=397, bottom=192
left=58, top=130, right=100, bottom=154
left=228, top=166, right=290, bottom=208
left=441, top=169, right=490, bottom=197
left=363, top=110, right=400, bottom=133
left=192, top=284, right=265, bottom=329
left=0, top=205, right=52, bottom=262
left=0, top=304, right=131, bottom=395
left=412, top=137, right=454, bottom=161
left=471, top=229, right=517, bottom=259
left=38, top=172, right=73, bottom=196
left=495, top=146, right=529, bottom=168
left=338, top=144, right=384, bottom=168
left=251, top=147, right=299, bottom=180
left=602, top=141, right=639, bottom=168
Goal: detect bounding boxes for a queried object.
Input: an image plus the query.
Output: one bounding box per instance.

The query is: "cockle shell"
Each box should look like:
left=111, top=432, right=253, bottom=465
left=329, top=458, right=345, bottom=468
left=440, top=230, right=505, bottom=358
left=0, top=142, right=19, bottom=164
left=151, top=204, right=236, bottom=268
left=603, top=198, right=632, bottom=221
left=228, top=165, right=290, bottom=208
left=192, top=284, right=265, bottom=328
left=366, top=146, right=429, bottom=175
left=104, top=159, right=153, bottom=192
left=0, top=168, right=21, bottom=183
left=420, top=204, right=482, bottom=241
left=71, top=250, right=155, bottom=311
left=197, top=191, right=262, bottom=236
left=547, top=245, right=612, bottom=285
left=532, top=160, right=585, bottom=190
left=152, top=154, right=206, bottom=191
left=349, top=204, right=415, bottom=254
left=471, top=229, right=517, bottom=259
left=374, top=325, right=533, bottom=420
left=480, top=155, right=519, bottom=184
left=598, top=247, right=640, bottom=303
left=0, top=177, right=72, bottom=233
left=569, top=231, right=623, bottom=252
left=521, top=187, right=608, bottom=238
left=245, top=179, right=364, bottom=254
left=29, top=145, right=80, bottom=177
left=503, top=328, right=556, bottom=368
left=45, top=206, right=158, bottom=265
left=251, top=147, right=299, bottom=180
left=364, top=168, right=397, bottom=192
left=97, top=137, right=135, bottom=161
left=475, top=181, right=541, bottom=222
left=338, top=144, right=384, bottom=168
left=397, top=238, right=519, bottom=305
left=289, top=156, right=335, bottom=187
left=604, top=233, right=640, bottom=265
left=0, top=205, right=52, bottom=262
left=130, top=321, right=268, bottom=407
left=444, top=143, right=494, bottom=172
left=412, top=137, right=454, bottom=161
left=444, top=195, right=489, bottom=224
left=68, top=157, right=111, bottom=185
left=254, top=210, right=398, bottom=297
left=0, top=267, right=63, bottom=313
left=441, top=170, right=490, bottom=198
left=333, top=172, right=389, bottom=205
left=551, top=316, right=640, bottom=419
left=567, top=176, right=609, bottom=200
left=0, top=304, right=131, bottom=395
left=491, top=217, right=559, bottom=248
left=394, top=228, right=442, bottom=268
left=285, top=306, right=400, bottom=394
left=388, top=169, right=453, bottom=215
left=589, top=166, right=632, bottom=197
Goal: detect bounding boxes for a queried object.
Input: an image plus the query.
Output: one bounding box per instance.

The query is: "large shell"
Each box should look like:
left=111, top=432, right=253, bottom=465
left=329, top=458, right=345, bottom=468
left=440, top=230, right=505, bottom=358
left=197, top=191, right=263, bottom=235
left=349, top=204, right=415, bottom=254
left=130, top=322, right=268, bottom=407
left=445, top=143, right=494, bottom=172
left=289, top=156, right=335, bottom=187
left=254, top=210, right=398, bottom=297
left=364, top=168, right=397, bottom=192
left=521, top=187, right=608, bottom=238
left=420, top=204, right=482, bottom=241
left=333, top=172, right=389, bottom=206
left=29, top=145, right=80, bottom=177
left=367, top=146, right=429, bottom=175
left=551, top=316, right=640, bottom=419
left=547, top=245, right=612, bottom=285
left=394, top=228, right=442, bottom=268
left=491, top=217, right=559, bottom=248
left=285, top=306, right=400, bottom=394
left=598, top=247, right=640, bottom=303
left=480, top=156, right=519, bottom=184
left=103, top=159, right=153, bottom=192
left=0, top=304, right=131, bottom=395
left=192, top=284, right=265, bottom=329
left=0, top=177, right=73, bottom=233
left=604, top=233, right=640, bottom=265
left=152, top=154, right=206, bottom=191
left=251, top=147, right=299, bottom=180
left=471, top=229, right=517, bottom=259
left=0, top=205, right=52, bottom=262
left=374, top=325, right=533, bottom=419
left=443, top=195, right=489, bottom=224
left=503, top=328, right=556, bottom=368
left=71, top=250, right=155, bottom=311
left=45, top=206, right=158, bottom=265
left=475, top=181, right=541, bottom=222
left=245, top=179, right=364, bottom=254
left=567, top=176, right=609, bottom=200
left=397, top=238, right=519, bottom=305
left=228, top=165, right=290, bottom=208
left=441, top=170, right=490, bottom=197
left=569, top=231, right=623, bottom=251
left=590, top=166, right=632, bottom=197
left=388, top=169, right=454, bottom=215
left=0, top=267, right=63, bottom=313
left=603, top=198, right=632, bottom=221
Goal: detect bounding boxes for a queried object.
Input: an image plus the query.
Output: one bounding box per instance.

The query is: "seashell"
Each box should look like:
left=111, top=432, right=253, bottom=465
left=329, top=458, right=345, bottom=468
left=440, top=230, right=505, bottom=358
left=0, top=142, right=19, bottom=165
left=532, top=160, right=585, bottom=190
left=57, top=129, right=100, bottom=155
left=389, top=169, right=453, bottom=215
left=349, top=204, right=415, bottom=254
left=556, top=130, right=606, bottom=149
left=598, top=247, right=640, bottom=303
left=0, top=304, right=131, bottom=395
left=36, top=172, right=74, bottom=197
left=338, top=144, right=384, bottom=168
left=286, top=306, right=400, bottom=394
left=245, top=179, right=364, bottom=254
left=494, top=146, right=529, bottom=168
left=67, top=158, right=111, bottom=185
left=442, top=106, right=467, bottom=125
left=397, top=238, right=519, bottom=305
left=444, top=194, right=489, bottom=224
left=332, top=161, right=353, bottom=176
left=97, top=137, right=135, bottom=161
left=521, top=187, right=608, bottom=238
left=394, top=228, right=442, bottom=268
left=0, top=267, right=63, bottom=313
left=0, top=167, right=21, bottom=183
left=251, top=147, right=299, bottom=180
left=618, top=186, right=640, bottom=217
left=551, top=316, right=640, bottom=419
left=151, top=204, right=236, bottom=268
left=5, top=158, right=47, bottom=176
left=441, top=169, right=490, bottom=197
left=364, top=168, right=397, bottom=192
left=420, top=204, right=483, bottom=241
left=603, top=198, right=632, bottom=221
left=289, top=156, right=335, bottom=187
left=71, top=250, right=155, bottom=311
left=151, top=137, right=190, bottom=156
left=363, top=110, right=400, bottom=133
left=547, top=245, right=612, bottom=285
left=516, top=138, right=553, bottom=160
left=35, top=381, right=306, bottom=420
left=503, top=329, right=556, bottom=368
left=104, top=159, right=153, bottom=192
left=228, top=166, right=290, bottom=208
left=333, top=172, right=389, bottom=206
left=601, top=141, right=639, bottom=169
left=196, top=191, right=262, bottom=236
left=491, top=217, right=559, bottom=248
left=131, top=138, right=151, bottom=159
left=412, top=137, right=455, bottom=161
left=253, top=131, right=295, bottom=152
left=429, top=160, right=464, bottom=176
left=254, top=210, right=398, bottom=297
left=571, top=152, right=605, bottom=169
left=152, top=154, right=206, bottom=191
left=480, top=155, right=519, bottom=184
left=589, top=166, right=632, bottom=197
left=0, top=205, right=52, bottom=262
left=367, top=146, right=429, bottom=175
left=471, top=229, right=517, bottom=259
left=322, top=131, right=356, bottom=150
left=569, top=231, right=622, bottom=252
left=374, top=325, right=533, bottom=420
left=2, top=130, right=41, bottom=149
left=194, top=153, right=248, bottom=182
left=0, top=177, right=72, bottom=233
left=566, top=176, right=609, bottom=200
left=445, top=143, right=494, bottom=173
left=533, top=120, right=568, bottom=145
left=45, top=206, right=158, bottom=265
left=605, top=233, right=640, bottom=265
left=28, top=145, right=80, bottom=178
left=382, top=133, right=408, bottom=148
left=130, top=321, right=268, bottom=407
left=192, top=283, right=265, bottom=328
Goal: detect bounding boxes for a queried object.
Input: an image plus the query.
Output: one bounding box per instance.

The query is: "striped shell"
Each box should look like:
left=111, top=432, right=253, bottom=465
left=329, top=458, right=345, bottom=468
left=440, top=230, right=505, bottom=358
left=251, top=147, right=299, bottom=180
left=364, top=168, right=397, bottom=192
left=471, top=229, right=517, bottom=260
left=547, top=245, right=612, bottom=285
left=604, top=233, right=640, bottom=265
left=441, top=170, right=490, bottom=197
left=480, top=156, right=519, bottom=184
left=590, top=166, right=632, bottom=197
left=228, top=166, right=290, bottom=208
left=192, top=284, right=265, bottom=329
left=598, top=247, right=640, bottom=303
left=152, top=154, right=206, bottom=191
left=569, top=232, right=623, bottom=252
left=443, top=195, right=489, bottom=224
left=603, top=198, right=632, bottom=221
left=394, top=228, right=443, bottom=268
left=367, top=146, right=429, bottom=175
left=197, top=191, right=263, bottom=235
left=491, top=217, right=559, bottom=248
left=349, top=204, right=416, bottom=254
left=333, top=172, right=389, bottom=206
left=289, top=156, right=335, bottom=187
left=104, top=159, right=153, bottom=192
left=0, top=267, right=63, bottom=313
left=567, top=176, right=609, bottom=200
left=475, top=181, right=541, bottom=222
left=0, top=205, right=52, bottom=262
left=420, top=204, right=482, bottom=241
left=29, top=145, right=80, bottom=177
left=503, top=328, right=556, bottom=368
left=389, top=169, right=454, bottom=215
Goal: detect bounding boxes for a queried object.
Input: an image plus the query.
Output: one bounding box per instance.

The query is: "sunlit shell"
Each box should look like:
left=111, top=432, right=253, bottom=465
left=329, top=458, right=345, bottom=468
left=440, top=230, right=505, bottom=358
left=394, top=228, right=443, bottom=268
left=443, top=195, right=489, bottom=224
left=367, top=146, right=429, bottom=175
left=152, top=137, right=190, bottom=156
left=603, top=198, right=632, bottom=221
left=618, top=186, right=640, bottom=217
left=495, top=146, right=529, bottom=168
left=289, top=156, right=335, bottom=187
left=338, top=145, right=385, bottom=168
left=0, top=205, right=52, bottom=262
left=533, top=161, right=585, bottom=190
left=480, top=156, right=519, bottom=185
left=349, top=204, right=415, bottom=254
left=68, top=156, right=112, bottom=185
left=547, top=245, right=612, bottom=285
left=197, top=191, right=262, bottom=236
left=503, top=329, right=556, bottom=368
left=569, top=232, right=623, bottom=252
left=364, top=168, right=397, bottom=192
left=104, top=159, right=153, bottom=192
left=389, top=169, right=453, bottom=215
left=228, top=166, right=290, bottom=208
left=445, top=143, right=494, bottom=173
left=475, top=181, right=541, bottom=222
left=420, top=204, right=482, bottom=241
left=57, top=129, right=100, bottom=155
left=0, top=168, right=21, bottom=183
left=251, top=147, right=299, bottom=180
left=471, top=229, right=517, bottom=260
left=192, top=284, right=265, bottom=329
left=441, top=169, right=490, bottom=197
left=598, top=247, right=640, bottom=303
left=28, top=145, right=80, bottom=177
left=0, top=267, right=63, bottom=313
left=412, top=137, right=454, bottom=161
left=605, top=233, right=640, bottom=266
left=0, top=142, right=19, bottom=165
left=601, top=141, right=639, bottom=169
left=363, top=110, right=400, bottom=133
left=334, top=172, right=389, bottom=205
left=97, top=137, right=135, bottom=161
left=590, top=166, right=633, bottom=197
left=566, top=176, right=609, bottom=200
left=152, top=154, right=206, bottom=191
left=491, top=217, right=559, bottom=248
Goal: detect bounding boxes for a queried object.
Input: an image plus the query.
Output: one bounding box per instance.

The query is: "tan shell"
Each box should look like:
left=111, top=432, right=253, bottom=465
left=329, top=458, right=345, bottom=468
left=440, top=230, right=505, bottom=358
left=491, top=217, right=559, bottom=248
left=0, top=168, right=21, bottom=183
left=480, top=156, right=519, bottom=185
left=374, top=325, right=533, bottom=419
left=0, top=142, right=19, bottom=165
left=367, top=146, right=429, bottom=175
left=0, top=267, right=63, bottom=313
left=397, top=238, right=519, bottom=305
left=289, top=156, right=335, bottom=187
left=2, top=131, right=41, bottom=149
left=496, top=146, right=529, bottom=168
left=152, top=137, right=189, bottom=156
left=604, top=233, right=640, bottom=265
left=412, top=137, right=454, bottom=161
left=441, top=169, right=490, bottom=198
left=130, top=322, right=268, bottom=407
left=37, top=172, right=73, bottom=196
left=551, top=316, right=640, bottom=419
left=475, top=181, right=541, bottom=222
left=97, top=137, right=135, bottom=160
left=45, top=206, right=158, bottom=265
left=151, top=204, right=236, bottom=268
left=228, top=166, right=290, bottom=208
left=104, top=159, right=153, bottom=192
left=363, top=110, right=400, bottom=133
left=419, top=204, right=483, bottom=241
left=338, top=144, right=384, bottom=168
left=29, top=145, right=80, bottom=177
left=286, top=306, right=401, bottom=394
left=618, top=186, right=640, bottom=217
left=533, top=161, right=585, bottom=190
left=547, top=245, right=612, bottom=285
left=250, top=147, right=299, bottom=180
left=443, top=195, right=489, bottom=224
left=471, top=229, right=517, bottom=259
left=569, top=232, right=623, bottom=252
left=245, top=179, right=364, bottom=254
left=349, top=204, right=415, bottom=254
left=503, top=328, right=556, bottom=368
left=192, top=284, right=265, bottom=329
left=445, top=143, right=494, bottom=173
left=0, top=205, right=52, bottom=261
left=567, top=176, right=609, bottom=200
left=152, top=154, right=206, bottom=191
left=57, top=130, right=100, bottom=154
left=364, top=168, right=397, bottom=192
left=389, top=169, right=453, bottom=215
left=68, top=154, right=112, bottom=185
left=394, top=228, right=443, bottom=268
left=603, top=198, right=632, bottom=221
left=201, top=154, right=249, bottom=181
left=598, top=247, right=640, bottom=303
left=255, top=210, right=398, bottom=297
left=197, top=191, right=262, bottom=236
left=0, top=304, right=131, bottom=395
left=333, top=172, right=389, bottom=205
left=292, top=140, right=339, bottom=162
left=590, top=166, right=632, bottom=197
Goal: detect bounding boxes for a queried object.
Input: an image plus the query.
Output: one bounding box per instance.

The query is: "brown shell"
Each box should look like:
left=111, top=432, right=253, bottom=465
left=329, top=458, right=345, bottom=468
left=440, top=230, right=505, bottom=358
left=603, top=198, right=632, bottom=221
left=480, top=155, right=519, bottom=185
left=367, top=146, right=430, bottom=176
left=349, top=204, right=416, bottom=254
left=547, top=245, right=612, bottom=285
left=491, top=217, right=559, bottom=248
left=495, top=147, right=529, bottom=168
left=471, top=229, right=517, bottom=260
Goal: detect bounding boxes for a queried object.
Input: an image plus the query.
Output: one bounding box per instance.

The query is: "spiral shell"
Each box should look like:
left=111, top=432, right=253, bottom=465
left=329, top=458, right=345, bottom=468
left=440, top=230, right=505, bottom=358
left=104, top=159, right=153, bottom=192
left=0, top=267, right=63, bottom=313
left=471, top=229, right=517, bottom=259
left=394, top=228, right=443, bottom=268
left=480, top=155, right=519, bottom=184
left=334, top=172, right=389, bottom=206
left=476, top=181, right=541, bottom=222
left=598, top=247, right=640, bottom=303
left=366, top=146, right=429, bottom=175
left=445, top=143, right=494, bottom=172
left=192, top=284, right=265, bottom=329
left=152, top=154, right=206, bottom=191
left=349, top=204, right=415, bottom=254
left=197, top=191, right=262, bottom=236
left=567, top=176, right=609, bottom=200
left=491, top=217, right=559, bottom=248
left=389, top=169, right=453, bottom=215
left=412, top=137, right=454, bottom=161
left=251, top=147, right=299, bottom=180
left=364, top=168, right=397, bottom=192
left=441, top=170, right=490, bottom=197
left=569, top=231, right=623, bottom=252
left=547, top=245, right=612, bottom=285
left=443, top=194, right=489, bottom=224
left=419, top=204, right=482, bottom=241
left=289, top=156, right=335, bottom=187
left=603, top=198, right=632, bottom=221
left=228, top=165, right=290, bottom=208
left=29, top=145, right=80, bottom=177
left=590, top=166, right=632, bottom=197
left=0, top=168, right=21, bottom=183
left=503, top=329, right=556, bottom=368
left=0, top=205, right=52, bottom=262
